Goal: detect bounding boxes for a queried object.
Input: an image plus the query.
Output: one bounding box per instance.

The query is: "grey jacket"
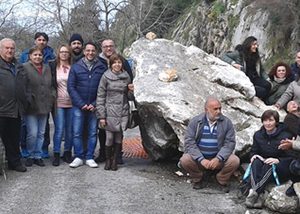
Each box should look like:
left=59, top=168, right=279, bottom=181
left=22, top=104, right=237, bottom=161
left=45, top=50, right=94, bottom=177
left=23, top=62, right=56, bottom=115
left=184, top=113, right=236, bottom=162
left=276, top=80, right=300, bottom=108
left=96, top=69, right=133, bottom=132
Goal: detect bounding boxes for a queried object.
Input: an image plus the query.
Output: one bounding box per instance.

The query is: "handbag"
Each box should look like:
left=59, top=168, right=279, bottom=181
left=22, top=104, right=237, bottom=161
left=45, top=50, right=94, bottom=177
left=127, top=100, right=139, bottom=129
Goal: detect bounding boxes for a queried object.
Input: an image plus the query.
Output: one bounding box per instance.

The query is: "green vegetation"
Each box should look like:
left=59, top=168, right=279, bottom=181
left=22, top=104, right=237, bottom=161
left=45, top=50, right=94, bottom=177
left=208, top=1, right=226, bottom=20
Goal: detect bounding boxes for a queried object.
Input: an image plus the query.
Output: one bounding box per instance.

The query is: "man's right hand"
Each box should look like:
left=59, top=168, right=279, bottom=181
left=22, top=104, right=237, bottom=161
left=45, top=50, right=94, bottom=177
left=279, top=138, right=294, bottom=150
left=81, top=104, right=88, bottom=110
left=200, top=159, right=211, bottom=169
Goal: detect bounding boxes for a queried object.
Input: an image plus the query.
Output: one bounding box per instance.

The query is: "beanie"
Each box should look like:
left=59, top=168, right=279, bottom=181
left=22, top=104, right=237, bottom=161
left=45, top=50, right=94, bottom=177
left=69, top=33, right=84, bottom=45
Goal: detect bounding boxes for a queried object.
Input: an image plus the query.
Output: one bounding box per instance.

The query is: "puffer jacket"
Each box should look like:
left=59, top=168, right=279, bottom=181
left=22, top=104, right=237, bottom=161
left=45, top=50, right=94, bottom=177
left=184, top=113, right=236, bottom=162
left=96, top=69, right=133, bottom=132
left=0, top=57, right=26, bottom=117
left=67, top=58, right=106, bottom=109
left=22, top=62, right=56, bottom=115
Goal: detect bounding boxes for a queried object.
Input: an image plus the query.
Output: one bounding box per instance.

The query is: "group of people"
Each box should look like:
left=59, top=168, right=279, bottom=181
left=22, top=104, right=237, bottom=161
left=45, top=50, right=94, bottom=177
left=0, top=32, right=134, bottom=173
left=179, top=36, right=300, bottom=209
left=221, top=36, right=300, bottom=107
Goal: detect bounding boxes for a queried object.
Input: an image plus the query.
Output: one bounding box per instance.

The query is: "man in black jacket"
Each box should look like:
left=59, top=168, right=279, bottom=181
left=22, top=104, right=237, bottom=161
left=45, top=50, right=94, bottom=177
left=0, top=38, right=27, bottom=172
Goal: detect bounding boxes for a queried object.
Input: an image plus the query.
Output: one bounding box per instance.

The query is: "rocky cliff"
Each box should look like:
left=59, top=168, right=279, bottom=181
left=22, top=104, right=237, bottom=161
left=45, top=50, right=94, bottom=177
left=170, top=0, right=300, bottom=68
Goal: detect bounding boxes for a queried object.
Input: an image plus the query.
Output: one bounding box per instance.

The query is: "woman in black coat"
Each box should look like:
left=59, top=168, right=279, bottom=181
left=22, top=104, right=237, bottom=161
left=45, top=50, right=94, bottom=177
left=245, top=110, right=295, bottom=208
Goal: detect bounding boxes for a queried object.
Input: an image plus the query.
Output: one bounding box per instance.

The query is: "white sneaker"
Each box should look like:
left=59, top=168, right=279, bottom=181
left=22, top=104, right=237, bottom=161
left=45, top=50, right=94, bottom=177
left=86, top=159, right=98, bottom=168
left=69, top=158, right=83, bottom=168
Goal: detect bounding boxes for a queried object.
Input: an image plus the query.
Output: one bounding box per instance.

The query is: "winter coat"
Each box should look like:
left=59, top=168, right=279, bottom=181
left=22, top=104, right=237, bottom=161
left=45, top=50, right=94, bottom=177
left=19, top=46, right=55, bottom=64
left=184, top=113, right=236, bottom=162
left=276, top=80, right=300, bottom=108
left=250, top=123, right=296, bottom=159
left=291, top=63, right=300, bottom=79
left=96, top=69, right=133, bottom=132
left=98, top=53, right=134, bottom=82
left=0, top=57, right=26, bottom=118
left=284, top=113, right=300, bottom=137
left=67, top=58, right=106, bottom=109
left=220, top=50, right=269, bottom=81
left=22, top=62, right=56, bottom=115
left=266, top=75, right=293, bottom=105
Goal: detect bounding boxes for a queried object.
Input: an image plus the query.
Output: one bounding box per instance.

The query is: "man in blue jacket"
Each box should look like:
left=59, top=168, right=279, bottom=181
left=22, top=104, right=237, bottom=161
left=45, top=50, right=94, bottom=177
left=179, top=97, right=240, bottom=191
left=68, top=42, right=106, bottom=168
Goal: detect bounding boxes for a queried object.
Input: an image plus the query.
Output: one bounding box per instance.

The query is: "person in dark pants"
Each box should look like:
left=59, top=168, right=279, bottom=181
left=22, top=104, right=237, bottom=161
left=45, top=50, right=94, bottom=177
left=245, top=110, right=296, bottom=208
left=94, top=38, right=134, bottom=164
left=0, top=38, right=27, bottom=172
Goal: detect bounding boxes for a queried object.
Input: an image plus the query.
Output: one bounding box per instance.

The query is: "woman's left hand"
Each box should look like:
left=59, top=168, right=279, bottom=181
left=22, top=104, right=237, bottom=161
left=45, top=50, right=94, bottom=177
left=264, top=158, right=279, bottom=165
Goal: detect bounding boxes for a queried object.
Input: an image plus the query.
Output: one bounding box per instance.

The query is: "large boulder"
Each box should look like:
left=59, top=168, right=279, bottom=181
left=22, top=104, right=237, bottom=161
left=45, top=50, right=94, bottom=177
left=128, top=38, right=278, bottom=160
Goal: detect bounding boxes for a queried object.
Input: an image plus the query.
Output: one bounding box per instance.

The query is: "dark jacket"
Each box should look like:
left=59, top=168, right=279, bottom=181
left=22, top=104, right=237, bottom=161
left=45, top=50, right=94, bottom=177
left=22, top=62, right=56, bottom=115
left=0, top=57, right=26, bottom=118
left=291, top=63, right=300, bottom=79
left=19, top=46, right=55, bottom=64
left=184, top=113, right=236, bottom=162
left=220, top=50, right=269, bottom=81
left=266, top=75, right=294, bottom=105
left=67, top=58, right=106, bottom=109
left=250, top=123, right=295, bottom=159
left=98, top=54, right=134, bottom=82
left=284, top=113, right=300, bottom=137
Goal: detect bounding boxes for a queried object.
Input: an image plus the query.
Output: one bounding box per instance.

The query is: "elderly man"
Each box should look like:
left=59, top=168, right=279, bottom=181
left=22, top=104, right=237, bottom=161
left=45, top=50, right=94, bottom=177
left=69, top=33, right=84, bottom=63
left=179, top=97, right=240, bottom=191
left=0, top=38, right=27, bottom=172
left=291, top=51, right=300, bottom=79
left=94, top=39, right=134, bottom=164
left=67, top=42, right=106, bottom=168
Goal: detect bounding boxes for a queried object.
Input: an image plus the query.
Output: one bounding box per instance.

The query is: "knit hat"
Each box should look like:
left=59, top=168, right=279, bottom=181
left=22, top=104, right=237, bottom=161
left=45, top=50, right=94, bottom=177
left=34, top=32, right=49, bottom=41
left=69, top=33, right=84, bottom=45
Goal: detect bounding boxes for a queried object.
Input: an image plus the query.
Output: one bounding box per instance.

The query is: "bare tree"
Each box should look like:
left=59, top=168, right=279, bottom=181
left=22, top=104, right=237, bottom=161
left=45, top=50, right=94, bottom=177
left=0, top=0, right=23, bottom=28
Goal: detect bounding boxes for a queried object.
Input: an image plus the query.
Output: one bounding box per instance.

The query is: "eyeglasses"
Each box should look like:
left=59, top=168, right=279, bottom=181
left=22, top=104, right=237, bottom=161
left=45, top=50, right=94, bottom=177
left=59, top=51, right=70, bottom=54
left=102, top=45, right=114, bottom=49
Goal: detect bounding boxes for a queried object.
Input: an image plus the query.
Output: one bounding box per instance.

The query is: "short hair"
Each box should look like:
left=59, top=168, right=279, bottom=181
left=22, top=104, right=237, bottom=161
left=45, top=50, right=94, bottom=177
left=0, top=38, right=15, bottom=49
left=268, top=61, right=292, bottom=79
left=100, top=38, right=115, bottom=47
left=84, top=41, right=97, bottom=51
left=34, top=32, right=49, bottom=41
left=204, top=96, right=220, bottom=108
left=28, top=46, right=42, bottom=55
left=109, top=53, right=124, bottom=69
left=261, top=110, right=279, bottom=123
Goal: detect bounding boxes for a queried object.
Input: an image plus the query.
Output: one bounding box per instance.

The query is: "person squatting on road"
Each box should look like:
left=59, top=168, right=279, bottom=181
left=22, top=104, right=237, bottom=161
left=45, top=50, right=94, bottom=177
left=179, top=97, right=240, bottom=191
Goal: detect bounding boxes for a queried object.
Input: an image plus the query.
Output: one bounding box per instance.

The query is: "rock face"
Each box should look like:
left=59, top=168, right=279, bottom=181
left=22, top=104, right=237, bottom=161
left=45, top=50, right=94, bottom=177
left=264, top=184, right=299, bottom=213
left=128, top=38, right=277, bottom=160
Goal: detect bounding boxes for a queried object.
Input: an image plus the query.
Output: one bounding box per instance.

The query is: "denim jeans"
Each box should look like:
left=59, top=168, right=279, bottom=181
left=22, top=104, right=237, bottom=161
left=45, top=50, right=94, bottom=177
left=25, top=114, right=48, bottom=159
left=72, top=107, right=97, bottom=159
left=53, top=107, right=73, bottom=153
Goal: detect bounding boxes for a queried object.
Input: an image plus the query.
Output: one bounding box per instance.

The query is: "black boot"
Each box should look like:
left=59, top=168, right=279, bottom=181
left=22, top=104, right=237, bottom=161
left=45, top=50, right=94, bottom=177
left=52, top=153, right=60, bottom=166
left=104, top=146, right=113, bottom=170
left=95, top=132, right=106, bottom=163
left=111, top=144, right=121, bottom=171
left=62, top=151, right=72, bottom=163
left=117, top=143, right=124, bottom=164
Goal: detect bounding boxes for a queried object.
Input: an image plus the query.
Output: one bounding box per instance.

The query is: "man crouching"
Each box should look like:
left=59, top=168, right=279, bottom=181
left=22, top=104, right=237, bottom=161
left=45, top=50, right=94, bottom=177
left=179, top=97, right=240, bottom=191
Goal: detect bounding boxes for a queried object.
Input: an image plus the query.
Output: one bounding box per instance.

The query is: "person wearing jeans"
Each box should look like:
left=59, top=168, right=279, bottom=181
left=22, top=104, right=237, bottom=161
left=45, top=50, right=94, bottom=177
left=67, top=42, right=106, bottom=168
left=22, top=46, right=56, bottom=167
